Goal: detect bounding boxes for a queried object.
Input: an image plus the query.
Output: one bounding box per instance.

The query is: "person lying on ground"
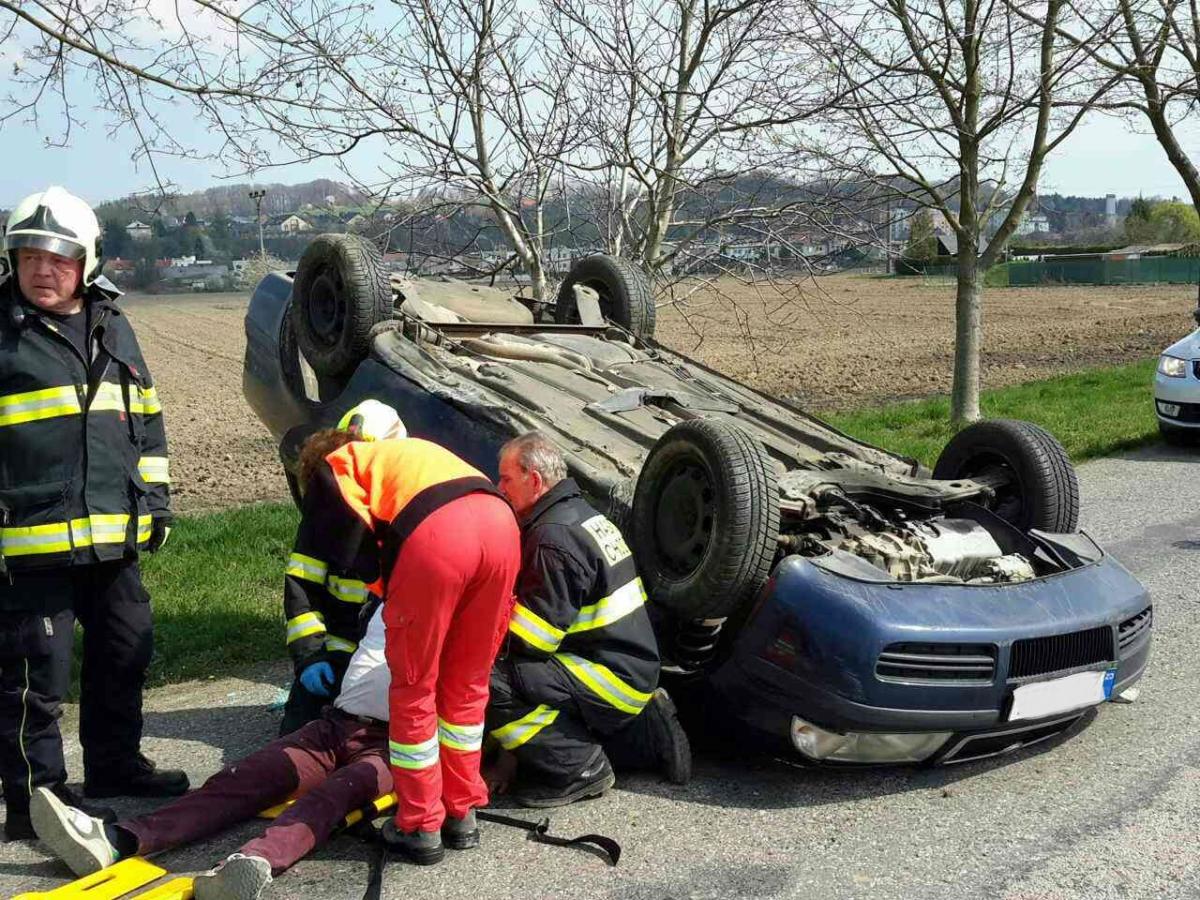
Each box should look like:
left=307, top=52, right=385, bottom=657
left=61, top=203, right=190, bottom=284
left=27, top=604, right=463, bottom=900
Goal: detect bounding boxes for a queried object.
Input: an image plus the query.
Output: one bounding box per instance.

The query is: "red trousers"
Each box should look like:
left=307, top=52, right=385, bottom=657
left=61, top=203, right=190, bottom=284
left=384, top=492, right=520, bottom=832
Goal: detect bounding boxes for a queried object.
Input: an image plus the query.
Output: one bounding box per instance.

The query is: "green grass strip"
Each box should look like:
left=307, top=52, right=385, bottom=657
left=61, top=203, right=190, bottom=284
left=139, top=502, right=299, bottom=685
left=821, top=358, right=1160, bottom=468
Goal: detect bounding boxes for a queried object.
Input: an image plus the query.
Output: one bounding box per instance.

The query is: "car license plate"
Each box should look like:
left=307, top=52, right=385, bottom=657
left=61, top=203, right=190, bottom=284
left=1158, top=402, right=1181, bottom=416
left=1008, top=669, right=1116, bottom=722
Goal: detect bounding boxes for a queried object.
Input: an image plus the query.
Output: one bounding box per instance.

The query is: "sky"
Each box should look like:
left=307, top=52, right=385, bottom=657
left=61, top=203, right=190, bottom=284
left=0, top=105, right=1196, bottom=211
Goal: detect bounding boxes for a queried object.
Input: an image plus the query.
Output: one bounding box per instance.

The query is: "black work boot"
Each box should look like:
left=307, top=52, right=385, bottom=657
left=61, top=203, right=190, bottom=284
left=642, top=689, right=693, bottom=785
left=514, top=749, right=616, bottom=809
left=6, top=783, right=116, bottom=841
left=84, top=753, right=189, bottom=799
left=380, top=819, right=445, bottom=865
left=442, top=809, right=480, bottom=850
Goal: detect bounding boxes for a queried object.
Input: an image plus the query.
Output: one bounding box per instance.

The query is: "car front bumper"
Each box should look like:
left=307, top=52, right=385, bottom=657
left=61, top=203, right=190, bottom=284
left=709, top=552, right=1152, bottom=764
left=1153, top=367, right=1200, bottom=427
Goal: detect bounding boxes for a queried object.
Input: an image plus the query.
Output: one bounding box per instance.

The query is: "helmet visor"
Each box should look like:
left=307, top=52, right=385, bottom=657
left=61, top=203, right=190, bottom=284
left=6, top=233, right=86, bottom=261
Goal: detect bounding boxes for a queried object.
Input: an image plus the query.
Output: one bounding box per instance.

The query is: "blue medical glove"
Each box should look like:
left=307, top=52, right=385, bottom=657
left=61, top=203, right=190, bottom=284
left=299, top=661, right=336, bottom=697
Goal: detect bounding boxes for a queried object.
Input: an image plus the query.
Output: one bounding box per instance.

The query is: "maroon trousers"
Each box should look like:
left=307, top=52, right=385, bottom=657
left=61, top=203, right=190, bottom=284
left=118, top=708, right=390, bottom=875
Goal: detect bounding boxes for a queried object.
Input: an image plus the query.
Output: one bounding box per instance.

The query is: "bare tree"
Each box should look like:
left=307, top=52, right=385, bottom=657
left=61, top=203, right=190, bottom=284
left=1039, top=0, right=1200, bottom=216
left=802, top=0, right=1116, bottom=422
left=546, top=0, right=838, bottom=274
left=2, top=0, right=588, bottom=300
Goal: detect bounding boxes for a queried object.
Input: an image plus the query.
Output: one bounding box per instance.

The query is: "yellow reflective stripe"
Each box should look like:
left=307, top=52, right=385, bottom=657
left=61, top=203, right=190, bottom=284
left=88, top=382, right=126, bottom=413
left=389, top=735, right=439, bottom=770
left=0, top=522, right=72, bottom=557
left=556, top=653, right=653, bottom=715
left=568, top=578, right=646, bottom=634
left=324, top=635, right=358, bottom=654
left=285, top=552, right=328, bottom=585
left=328, top=575, right=370, bottom=605
left=437, top=717, right=485, bottom=752
left=138, top=456, right=170, bottom=484
left=509, top=603, right=566, bottom=653
left=138, top=386, right=162, bottom=415
left=0, top=385, right=81, bottom=427
left=88, top=383, right=161, bottom=415
left=286, top=612, right=326, bottom=644
left=0, top=512, right=148, bottom=557
left=490, top=705, right=559, bottom=750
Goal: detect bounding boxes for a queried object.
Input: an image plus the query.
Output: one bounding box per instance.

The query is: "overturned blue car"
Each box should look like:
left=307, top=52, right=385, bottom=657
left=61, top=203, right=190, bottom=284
left=243, top=234, right=1152, bottom=766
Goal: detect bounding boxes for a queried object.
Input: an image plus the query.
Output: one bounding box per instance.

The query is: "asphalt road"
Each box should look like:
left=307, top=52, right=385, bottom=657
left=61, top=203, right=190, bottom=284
left=2, top=443, right=1197, bottom=900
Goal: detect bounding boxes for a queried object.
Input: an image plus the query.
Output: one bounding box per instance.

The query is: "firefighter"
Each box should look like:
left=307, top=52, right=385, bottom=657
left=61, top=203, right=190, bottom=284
left=487, top=431, right=691, bottom=808
left=277, top=400, right=400, bottom=736
left=0, top=187, right=188, bottom=842
left=288, top=402, right=522, bottom=865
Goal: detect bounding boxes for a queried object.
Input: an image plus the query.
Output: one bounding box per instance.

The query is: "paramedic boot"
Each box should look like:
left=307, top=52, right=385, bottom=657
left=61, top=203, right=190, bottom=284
left=84, top=752, right=189, bottom=798
left=381, top=818, right=445, bottom=865
left=442, top=809, right=480, bottom=850
left=514, top=748, right=615, bottom=809
left=29, top=786, right=120, bottom=875
left=193, top=853, right=273, bottom=900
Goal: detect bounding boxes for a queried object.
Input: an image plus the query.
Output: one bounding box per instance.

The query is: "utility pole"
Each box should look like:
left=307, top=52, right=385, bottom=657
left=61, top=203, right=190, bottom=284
left=248, top=189, right=267, bottom=258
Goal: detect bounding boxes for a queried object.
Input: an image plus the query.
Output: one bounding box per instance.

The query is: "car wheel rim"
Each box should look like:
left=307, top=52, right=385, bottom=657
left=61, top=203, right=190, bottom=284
left=309, top=268, right=345, bottom=346
left=580, top=278, right=615, bottom=323
left=959, top=452, right=1026, bottom=526
left=654, top=458, right=716, bottom=578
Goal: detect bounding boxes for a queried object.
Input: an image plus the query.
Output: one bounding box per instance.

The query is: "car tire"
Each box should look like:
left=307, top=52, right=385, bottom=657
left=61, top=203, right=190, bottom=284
left=292, top=233, right=392, bottom=378
left=933, top=418, right=1079, bottom=533
left=632, top=419, right=780, bottom=620
left=285, top=469, right=304, bottom=510
left=554, top=254, right=656, bottom=339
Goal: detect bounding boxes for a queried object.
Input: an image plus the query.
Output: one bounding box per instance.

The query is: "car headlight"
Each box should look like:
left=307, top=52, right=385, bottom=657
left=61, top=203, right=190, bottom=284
left=790, top=715, right=951, bottom=764
left=1158, top=355, right=1188, bottom=378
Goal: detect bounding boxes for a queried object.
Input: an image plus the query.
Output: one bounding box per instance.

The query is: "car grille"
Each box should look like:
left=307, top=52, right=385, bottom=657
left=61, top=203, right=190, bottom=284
left=939, top=715, right=1082, bottom=764
left=1161, top=399, right=1200, bottom=423
left=1009, top=626, right=1114, bottom=679
left=876, top=643, right=997, bottom=684
left=1118, top=606, right=1153, bottom=652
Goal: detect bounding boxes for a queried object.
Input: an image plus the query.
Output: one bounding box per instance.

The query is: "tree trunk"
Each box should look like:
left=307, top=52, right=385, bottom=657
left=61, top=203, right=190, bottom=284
left=951, top=249, right=982, bottom=424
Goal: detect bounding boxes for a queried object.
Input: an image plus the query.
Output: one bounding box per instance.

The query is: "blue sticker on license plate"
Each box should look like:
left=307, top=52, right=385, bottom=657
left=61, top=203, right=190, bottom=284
left=1103, top=668, right=1116, bottom=699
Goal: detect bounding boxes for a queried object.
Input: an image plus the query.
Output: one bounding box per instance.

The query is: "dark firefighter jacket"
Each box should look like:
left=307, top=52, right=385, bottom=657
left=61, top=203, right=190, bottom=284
left=283, top=437, right=501, bottom=671
left=0, top=278, right=170, bottom=590
left=507, top=478, right=659, bottom=721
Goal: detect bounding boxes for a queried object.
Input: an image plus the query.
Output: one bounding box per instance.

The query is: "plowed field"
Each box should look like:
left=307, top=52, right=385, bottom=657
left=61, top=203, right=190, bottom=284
left=123, top=275, right=1196, bottom=512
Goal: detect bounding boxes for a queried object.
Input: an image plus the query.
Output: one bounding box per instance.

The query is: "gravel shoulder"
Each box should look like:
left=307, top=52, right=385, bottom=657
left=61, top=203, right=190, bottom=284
left=2, top=444, right=1196, bottom=899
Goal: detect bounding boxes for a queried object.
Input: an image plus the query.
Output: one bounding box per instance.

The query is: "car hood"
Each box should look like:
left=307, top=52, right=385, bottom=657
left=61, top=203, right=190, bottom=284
left=1161, top=328, right=1200, bottom=359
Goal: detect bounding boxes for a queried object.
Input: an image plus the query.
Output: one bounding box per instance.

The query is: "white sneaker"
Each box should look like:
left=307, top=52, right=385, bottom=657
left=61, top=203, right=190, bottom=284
left=193, top=853, right=273, bottom=900
left=29, top=786, right=117, bottom=876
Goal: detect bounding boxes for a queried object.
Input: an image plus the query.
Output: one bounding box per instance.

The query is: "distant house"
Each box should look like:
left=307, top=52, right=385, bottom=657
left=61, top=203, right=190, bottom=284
left=126, top=221, right=152, bottom=242
left=1015, top=212, right=1051, bottom=236
left=278, top=214, right=312, bottom=234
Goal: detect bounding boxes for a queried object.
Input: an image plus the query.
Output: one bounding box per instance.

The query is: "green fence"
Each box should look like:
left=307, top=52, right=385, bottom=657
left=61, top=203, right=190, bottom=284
left=1008, top=256, right=1200, bottom=286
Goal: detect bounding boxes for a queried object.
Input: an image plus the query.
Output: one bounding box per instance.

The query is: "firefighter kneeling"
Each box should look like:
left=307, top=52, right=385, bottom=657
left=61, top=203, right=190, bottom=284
left=487, top=432, right=691, bottom=807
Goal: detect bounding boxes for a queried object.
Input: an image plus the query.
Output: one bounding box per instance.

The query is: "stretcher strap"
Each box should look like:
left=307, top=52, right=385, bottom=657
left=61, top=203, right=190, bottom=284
left=476, top=810, right=621, bottom=866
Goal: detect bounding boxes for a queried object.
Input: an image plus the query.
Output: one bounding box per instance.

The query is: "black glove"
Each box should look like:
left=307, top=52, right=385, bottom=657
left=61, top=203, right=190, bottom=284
left=147, top=515, right=173, bottom=553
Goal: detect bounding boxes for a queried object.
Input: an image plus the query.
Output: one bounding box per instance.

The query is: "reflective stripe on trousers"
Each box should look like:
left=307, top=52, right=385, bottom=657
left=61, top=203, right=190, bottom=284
left=490, top=704, right=560, bottom=750
left=437, top=717, right=484, bottom=752
left=389, top=735, right=439, bottom=770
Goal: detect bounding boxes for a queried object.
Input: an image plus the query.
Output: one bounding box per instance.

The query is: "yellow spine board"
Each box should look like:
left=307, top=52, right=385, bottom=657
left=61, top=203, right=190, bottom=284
left=12, top=857, right=166, bottom=899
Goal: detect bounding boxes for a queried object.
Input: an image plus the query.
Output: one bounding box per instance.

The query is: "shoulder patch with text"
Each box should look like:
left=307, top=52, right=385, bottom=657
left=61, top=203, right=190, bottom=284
left=579, top=514, right=632, bottom=566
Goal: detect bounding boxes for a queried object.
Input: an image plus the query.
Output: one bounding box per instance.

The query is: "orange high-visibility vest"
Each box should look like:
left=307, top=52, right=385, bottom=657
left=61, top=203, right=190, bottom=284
left=325, top=438, right=503, bottom=578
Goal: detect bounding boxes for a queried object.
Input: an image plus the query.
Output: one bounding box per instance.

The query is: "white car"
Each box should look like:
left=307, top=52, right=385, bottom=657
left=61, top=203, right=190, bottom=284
left=1154, top=315, right=1200, bottom=443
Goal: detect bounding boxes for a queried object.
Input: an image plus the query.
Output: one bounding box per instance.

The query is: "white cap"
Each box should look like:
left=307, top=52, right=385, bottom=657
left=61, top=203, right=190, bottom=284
left=337, top=399, right=406, bottom=441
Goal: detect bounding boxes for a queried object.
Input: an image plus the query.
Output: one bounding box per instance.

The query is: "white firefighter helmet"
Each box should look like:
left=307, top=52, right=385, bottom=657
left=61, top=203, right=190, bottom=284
left=337, top=399, right=407, bottom=441
left=4, top=186, right=103, bottom=287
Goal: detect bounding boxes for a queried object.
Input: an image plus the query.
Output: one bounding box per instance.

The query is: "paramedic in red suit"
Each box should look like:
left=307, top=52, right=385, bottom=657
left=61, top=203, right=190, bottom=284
left=301, top=405, right=521, bottom=865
